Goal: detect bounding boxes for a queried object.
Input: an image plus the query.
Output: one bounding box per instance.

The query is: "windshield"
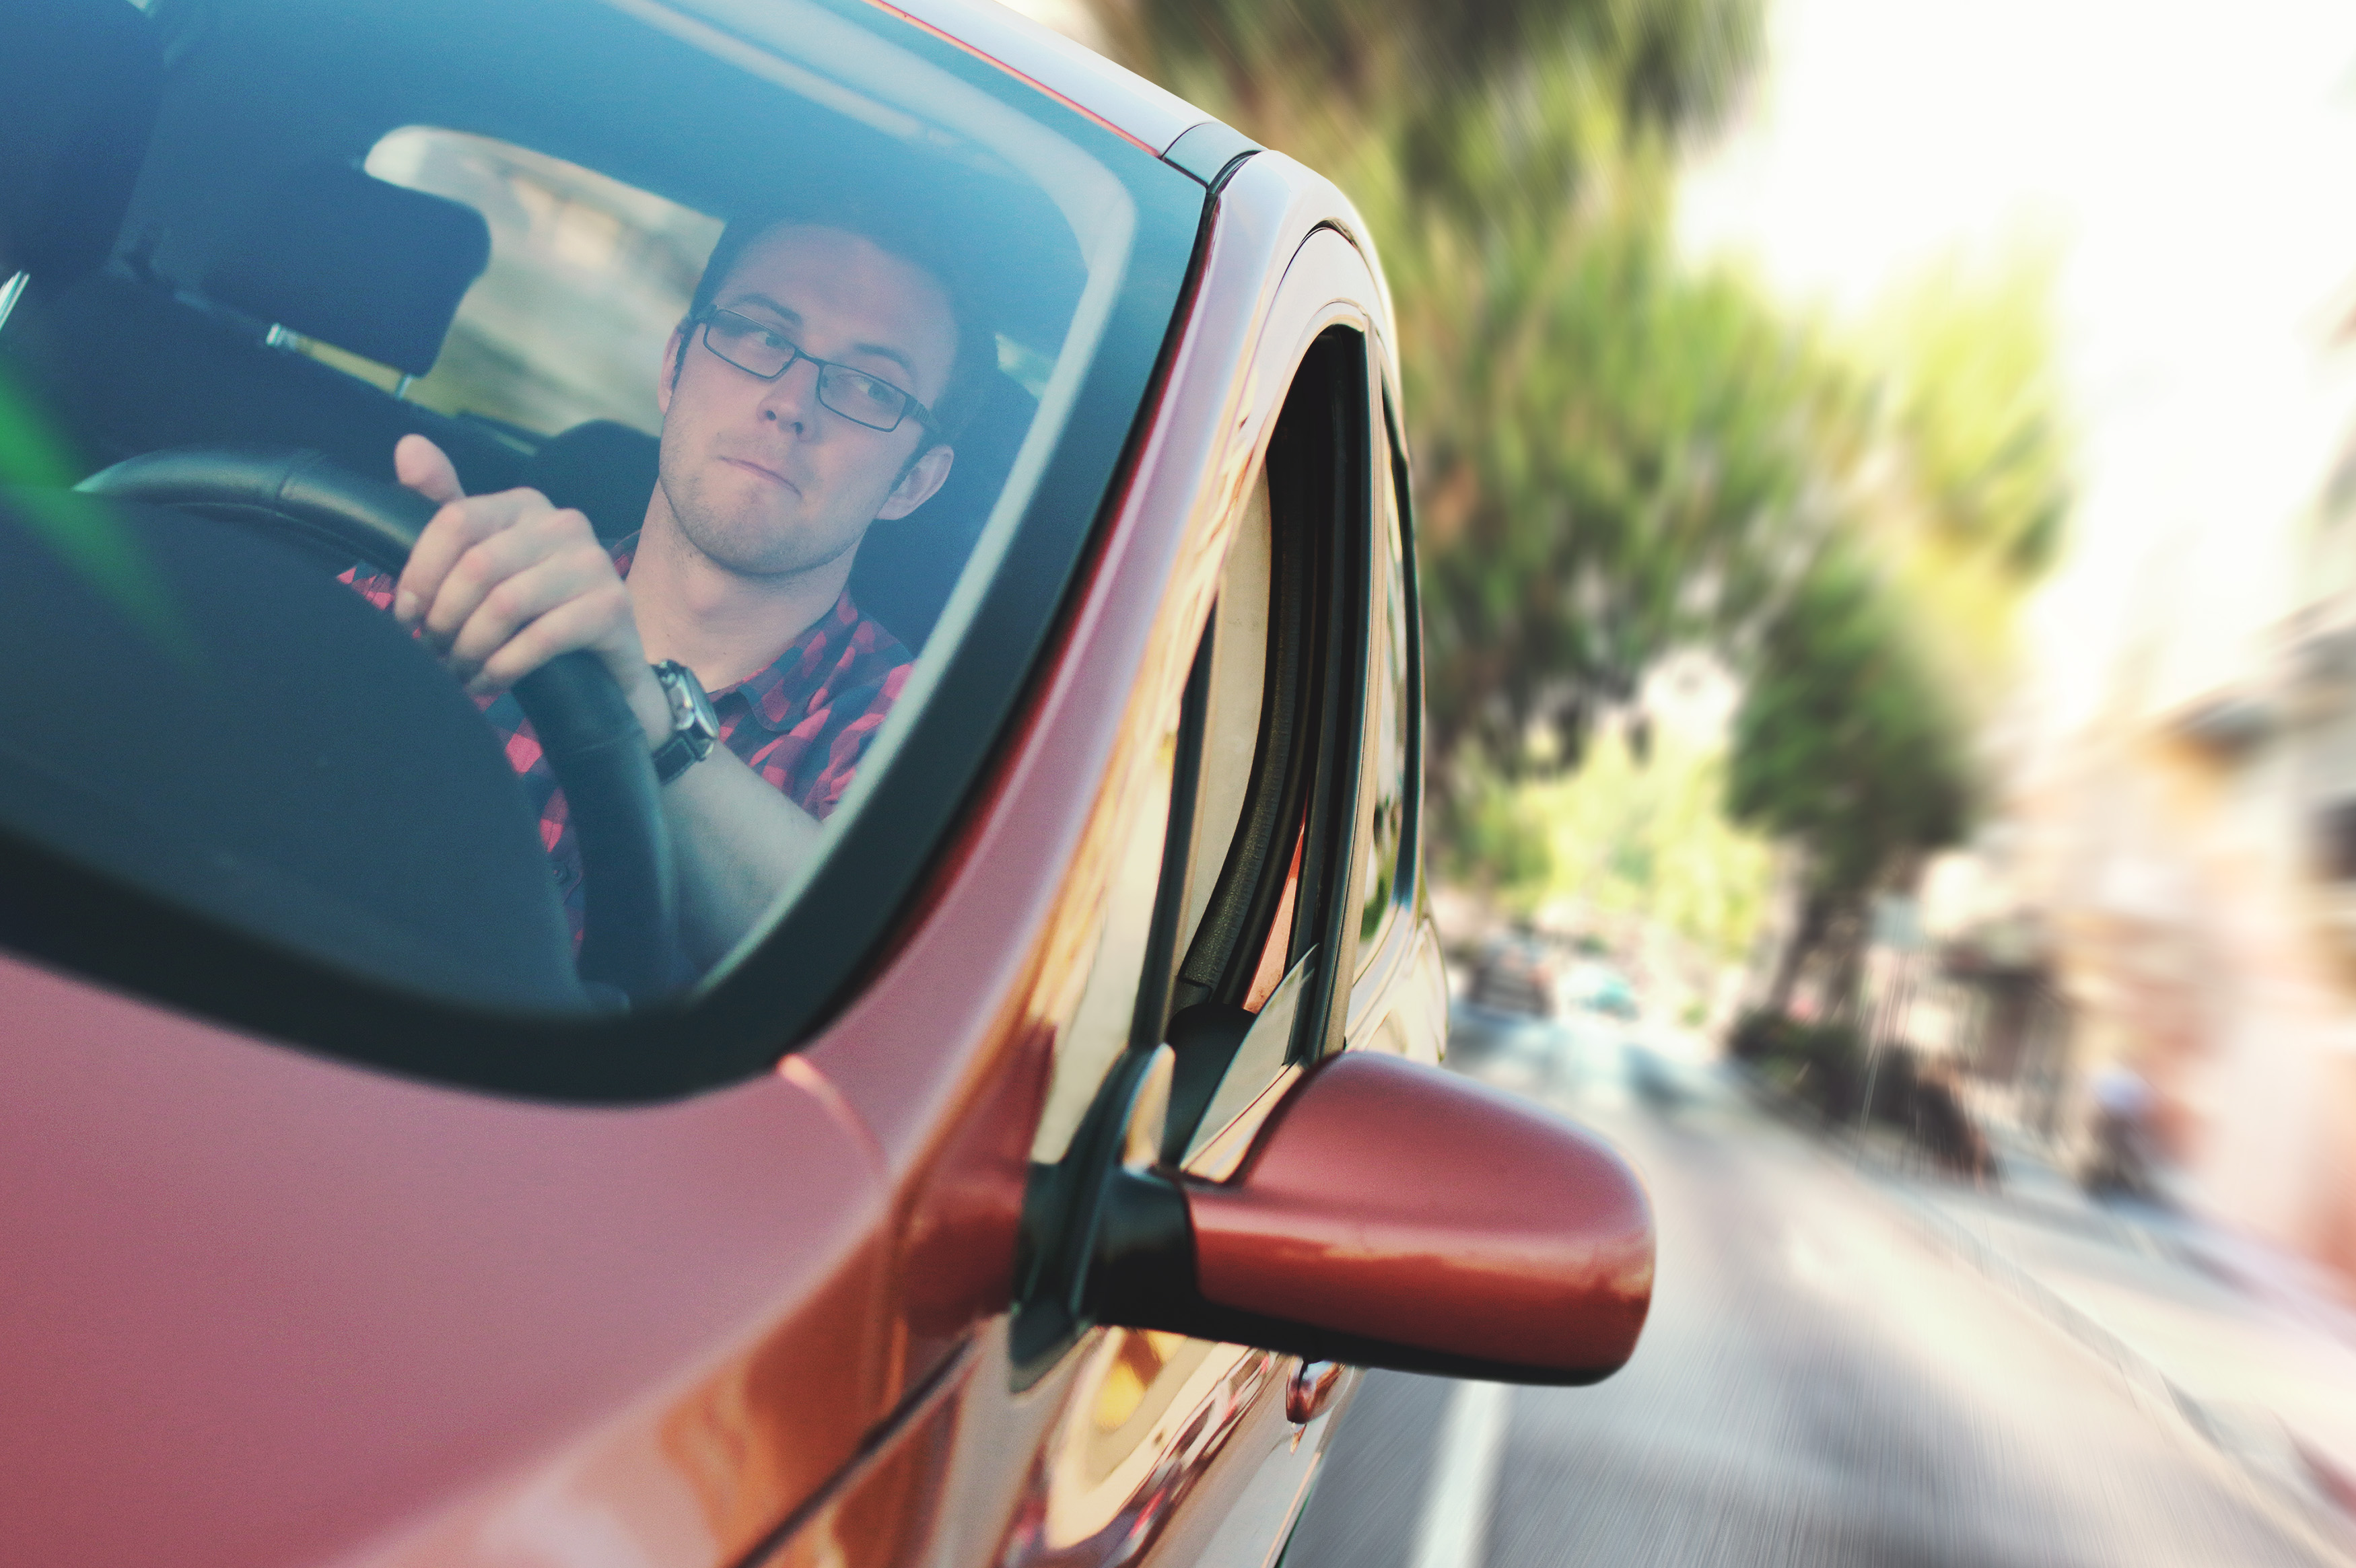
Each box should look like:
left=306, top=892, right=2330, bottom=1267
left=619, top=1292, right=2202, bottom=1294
left=0, top=0, right=1202, bottom=1092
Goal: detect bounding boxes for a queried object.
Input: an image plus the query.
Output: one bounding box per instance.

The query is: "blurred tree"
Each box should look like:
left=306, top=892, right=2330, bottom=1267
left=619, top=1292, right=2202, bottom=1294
left=1461, top=714, right=1775, bottom=968
left=1723, top=252, right=2069, bottom=1014
left=1077, top=0, right=2068, bottom=1011
left=1088, top=0, right=1817, bottom=793
left=1401, top=180, right=1861, bottom=784
left=1727, top=541, right=1973, bottom=1013
left=1869, top=253, right=2070, bottom=581
left=1848, top=251, right=2073, bottom=713
left=1091, top=0, right=1758, bottom=184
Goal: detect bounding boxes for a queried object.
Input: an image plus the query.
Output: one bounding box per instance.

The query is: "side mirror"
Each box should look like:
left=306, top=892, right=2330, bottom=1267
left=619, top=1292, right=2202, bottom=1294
left=1090, top=1052, right=1654, bottom=1384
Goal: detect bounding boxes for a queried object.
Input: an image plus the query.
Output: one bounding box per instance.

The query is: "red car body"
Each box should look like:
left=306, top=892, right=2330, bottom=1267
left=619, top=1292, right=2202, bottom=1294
left=0, top=3, right=1655, bottom=1565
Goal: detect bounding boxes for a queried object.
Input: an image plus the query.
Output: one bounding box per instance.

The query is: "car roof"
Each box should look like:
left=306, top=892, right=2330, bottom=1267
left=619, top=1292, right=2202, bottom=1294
left=854, top=0, right=1218, bottom=154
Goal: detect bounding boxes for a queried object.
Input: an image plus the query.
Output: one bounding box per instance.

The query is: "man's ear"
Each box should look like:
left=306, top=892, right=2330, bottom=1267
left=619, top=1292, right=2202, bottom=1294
left=656, top=324, right=687, bottom=416
left=876, top=442, right=955, bottom=521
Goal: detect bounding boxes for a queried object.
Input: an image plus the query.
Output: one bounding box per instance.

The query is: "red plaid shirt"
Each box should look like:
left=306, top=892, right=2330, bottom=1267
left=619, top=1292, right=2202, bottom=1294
left=344, top=536, right=910, bottom=944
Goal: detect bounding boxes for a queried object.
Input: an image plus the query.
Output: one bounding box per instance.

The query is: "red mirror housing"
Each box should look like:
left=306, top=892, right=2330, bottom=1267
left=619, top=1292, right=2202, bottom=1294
left=1091, top=1053, right=1655, bottom=1384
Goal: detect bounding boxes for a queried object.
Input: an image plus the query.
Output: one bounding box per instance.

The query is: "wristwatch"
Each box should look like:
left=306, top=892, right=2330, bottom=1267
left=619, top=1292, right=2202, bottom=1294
left=648, top=660, right=720, bottom=785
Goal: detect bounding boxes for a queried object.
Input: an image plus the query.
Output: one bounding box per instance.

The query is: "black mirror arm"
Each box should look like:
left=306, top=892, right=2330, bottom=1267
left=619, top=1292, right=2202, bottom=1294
left=1158, top=1002, right=1255, bottom=1165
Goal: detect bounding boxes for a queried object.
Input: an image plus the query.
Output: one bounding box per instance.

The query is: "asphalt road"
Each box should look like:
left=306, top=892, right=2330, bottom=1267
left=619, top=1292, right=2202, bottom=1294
left=1281, top=1009, right=2341, bottom=1568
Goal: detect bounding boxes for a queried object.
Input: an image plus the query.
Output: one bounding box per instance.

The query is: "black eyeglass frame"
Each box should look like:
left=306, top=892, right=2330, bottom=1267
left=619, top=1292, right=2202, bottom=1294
left=691, top=307, right=940, bottom=435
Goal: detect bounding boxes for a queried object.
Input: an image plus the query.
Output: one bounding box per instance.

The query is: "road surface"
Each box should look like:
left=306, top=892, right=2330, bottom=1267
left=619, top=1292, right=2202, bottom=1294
left=1282, top=1009, right=2341, bottom=1568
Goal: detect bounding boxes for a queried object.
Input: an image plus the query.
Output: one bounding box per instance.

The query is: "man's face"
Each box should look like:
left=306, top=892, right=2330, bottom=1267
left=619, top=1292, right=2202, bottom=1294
left=653, top=224, right=958, bottom=578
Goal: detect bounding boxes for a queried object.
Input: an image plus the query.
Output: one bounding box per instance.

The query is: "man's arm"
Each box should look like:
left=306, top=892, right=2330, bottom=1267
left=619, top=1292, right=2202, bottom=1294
left=392, top=434, right=821, bottom=968
left=652, top=752, right=825, bottom=966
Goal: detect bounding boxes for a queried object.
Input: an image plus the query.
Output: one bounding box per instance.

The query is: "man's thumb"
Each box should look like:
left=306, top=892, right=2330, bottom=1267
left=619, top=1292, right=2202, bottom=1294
left=394, top=433, right=465, bottom=506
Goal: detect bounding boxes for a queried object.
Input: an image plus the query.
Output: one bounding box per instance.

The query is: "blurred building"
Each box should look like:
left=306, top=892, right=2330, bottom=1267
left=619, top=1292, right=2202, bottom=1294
left=1960, top=308, right=2356, bottom=1292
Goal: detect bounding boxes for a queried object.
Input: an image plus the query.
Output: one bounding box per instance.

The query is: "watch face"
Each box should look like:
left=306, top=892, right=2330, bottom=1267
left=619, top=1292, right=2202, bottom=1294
left=658, top=662, right=720, bottom=750
left=682, top=673, right=719, bottom=740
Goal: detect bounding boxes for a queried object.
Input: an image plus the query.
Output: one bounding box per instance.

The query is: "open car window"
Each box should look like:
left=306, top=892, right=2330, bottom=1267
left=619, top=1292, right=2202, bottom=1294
left=0, top=0, right=1206, bottom=1098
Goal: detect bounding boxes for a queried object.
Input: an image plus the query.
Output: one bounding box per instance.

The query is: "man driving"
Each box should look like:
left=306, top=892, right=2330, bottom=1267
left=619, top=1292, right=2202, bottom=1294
left=347, top=203, right=990, bottom=969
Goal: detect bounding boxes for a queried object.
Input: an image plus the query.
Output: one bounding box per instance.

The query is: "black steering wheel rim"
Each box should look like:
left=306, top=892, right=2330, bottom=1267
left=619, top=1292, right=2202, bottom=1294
left=76, top=446, right=680, bottom=1005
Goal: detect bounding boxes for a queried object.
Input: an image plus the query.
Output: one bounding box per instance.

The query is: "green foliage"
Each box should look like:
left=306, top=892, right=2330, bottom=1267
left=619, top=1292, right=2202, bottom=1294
left=1727, top=542, right=1972, bottom=903
left=1710, top=259, right=2065, bottom=1009
left=1866, top=252, right=2072, bottom=584
left=1093, top=0, right=1801, bottom=794
left=1404, top=190, right=1858, bottom=779
left=1454, top=720, right=1774, bottom=966
left=1107, top=0, right=1759, bottom=185
left=1085, top=0, right=2071, bottom=1007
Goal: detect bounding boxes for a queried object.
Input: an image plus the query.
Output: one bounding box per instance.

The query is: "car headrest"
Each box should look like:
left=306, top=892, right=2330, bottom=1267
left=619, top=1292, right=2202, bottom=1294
left=204, top=164, right=490, bottom=377
left=855, top=368, right=1037, bottom=646
left=528, top=421, right=661, bottom=544
left=0, top=0, right=166, bottom=287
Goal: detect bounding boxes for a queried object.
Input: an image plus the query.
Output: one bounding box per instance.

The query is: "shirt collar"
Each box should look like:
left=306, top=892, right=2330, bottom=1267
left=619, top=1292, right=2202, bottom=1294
left=609, top=532, right=869, bottom=736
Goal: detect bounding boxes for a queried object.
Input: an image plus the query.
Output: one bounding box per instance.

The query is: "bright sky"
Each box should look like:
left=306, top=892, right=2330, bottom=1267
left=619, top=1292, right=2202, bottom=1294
left=1678, top=0, right=2356, bottom=740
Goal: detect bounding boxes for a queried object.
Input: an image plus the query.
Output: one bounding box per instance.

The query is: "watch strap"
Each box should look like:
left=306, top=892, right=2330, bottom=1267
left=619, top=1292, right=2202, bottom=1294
left=648, top=660, right=720, bottom=785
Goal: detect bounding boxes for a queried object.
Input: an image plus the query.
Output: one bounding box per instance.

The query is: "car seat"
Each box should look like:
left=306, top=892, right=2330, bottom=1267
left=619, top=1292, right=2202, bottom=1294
left=0, top=0, right=164, bottom=301
left=3, top=151, right=528, bottom=497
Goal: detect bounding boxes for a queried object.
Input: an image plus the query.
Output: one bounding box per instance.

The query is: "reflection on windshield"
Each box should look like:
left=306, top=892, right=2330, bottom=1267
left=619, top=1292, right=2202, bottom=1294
left=0, top=0, right=1147, bottom=1034
left=366, top=128, right=722, bottom=437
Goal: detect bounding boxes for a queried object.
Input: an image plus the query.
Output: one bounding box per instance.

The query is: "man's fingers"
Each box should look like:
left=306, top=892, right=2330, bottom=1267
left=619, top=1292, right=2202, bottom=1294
left=466, top=588, right=640, bottom=697
left=391, top=435, right=474, bottom=625
left=420, top=504, right=596, bottom=652
left=388, top=484, right=629, bottom=695
left=442, top=547, right=625, bottom=680
left=394, top=433, right=465, bottom=508
left=397, top=488, right=556, bottom=632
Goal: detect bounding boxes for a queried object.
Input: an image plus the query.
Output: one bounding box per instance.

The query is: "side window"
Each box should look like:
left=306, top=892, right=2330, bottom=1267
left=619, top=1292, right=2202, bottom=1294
left=1353, top=389, right=1414, bottom=972
left=1021, top=327, right=1374, bottom=1170
left=1169, top=469, right=1290, bottom=1013
left=1015, top=326, right=1373, bottom=1376
left=1152, top=328, right=1373, bottom=1160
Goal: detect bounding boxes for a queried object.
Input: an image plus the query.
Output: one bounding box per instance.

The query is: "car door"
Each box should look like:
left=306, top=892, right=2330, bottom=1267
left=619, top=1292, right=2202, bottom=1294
left=1343, top=384, right=1450, bottom=1068
left=3, top=6, right=1651, bottom=1567
left=720, top=193, right=1420, bottom=1568
left=994, top=233, right=1406, bottom=1568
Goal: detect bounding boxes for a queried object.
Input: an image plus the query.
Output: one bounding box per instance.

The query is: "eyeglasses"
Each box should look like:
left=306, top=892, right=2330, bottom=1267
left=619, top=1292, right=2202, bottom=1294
left=694, top=308, right=936, bottom=434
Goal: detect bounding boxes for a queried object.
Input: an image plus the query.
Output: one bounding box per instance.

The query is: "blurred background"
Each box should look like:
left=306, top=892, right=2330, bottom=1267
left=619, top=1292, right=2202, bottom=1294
left=1013, top=0, right=2356, bottom=1562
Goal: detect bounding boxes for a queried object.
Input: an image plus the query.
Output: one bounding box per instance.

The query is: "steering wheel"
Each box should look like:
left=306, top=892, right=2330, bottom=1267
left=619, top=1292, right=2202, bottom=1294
left=76, top=446, right=680, bottom=1005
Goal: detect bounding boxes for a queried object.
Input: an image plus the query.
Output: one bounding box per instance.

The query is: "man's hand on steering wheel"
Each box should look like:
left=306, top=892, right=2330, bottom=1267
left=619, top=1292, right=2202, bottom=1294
left=388, top=433, right=827, bottom=970
left=391, top=434, right=672, bottom=752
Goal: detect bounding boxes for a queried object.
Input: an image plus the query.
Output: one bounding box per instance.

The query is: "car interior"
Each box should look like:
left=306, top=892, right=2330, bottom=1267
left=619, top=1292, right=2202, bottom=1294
left=4, top=0, right=1080, bottom=647
left=0, top=0, right=1097, bottom=1016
